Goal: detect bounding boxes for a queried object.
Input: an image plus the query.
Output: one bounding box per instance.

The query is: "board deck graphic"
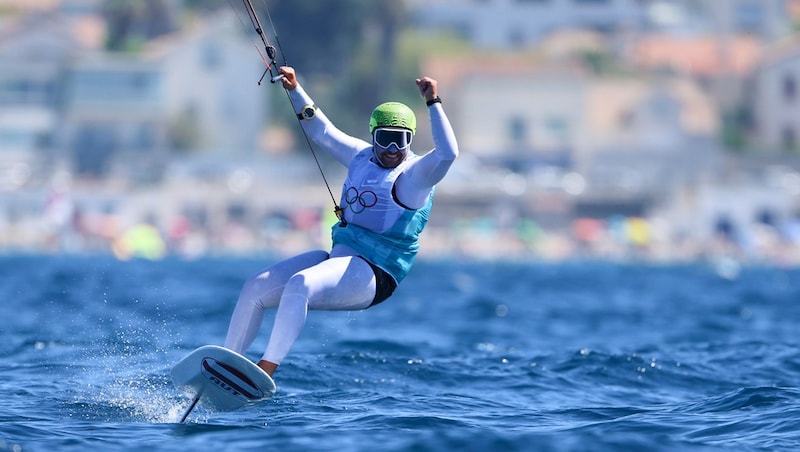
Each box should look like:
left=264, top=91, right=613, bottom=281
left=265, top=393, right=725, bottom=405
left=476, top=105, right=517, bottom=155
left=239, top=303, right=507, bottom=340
left=171, top=345, right=276, bottom=421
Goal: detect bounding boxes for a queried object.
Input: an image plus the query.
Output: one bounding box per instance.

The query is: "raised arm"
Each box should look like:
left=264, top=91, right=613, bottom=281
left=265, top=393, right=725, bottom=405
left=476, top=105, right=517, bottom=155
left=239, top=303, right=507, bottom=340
left=395, top=77, right=459, bottom=209
left=280, top=66, right=369, bottom=167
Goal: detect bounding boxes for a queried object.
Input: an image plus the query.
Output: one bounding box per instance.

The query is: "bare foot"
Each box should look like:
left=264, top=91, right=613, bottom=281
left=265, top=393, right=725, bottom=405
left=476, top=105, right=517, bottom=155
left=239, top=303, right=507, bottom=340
left=257, top=360, right=278, bottom=377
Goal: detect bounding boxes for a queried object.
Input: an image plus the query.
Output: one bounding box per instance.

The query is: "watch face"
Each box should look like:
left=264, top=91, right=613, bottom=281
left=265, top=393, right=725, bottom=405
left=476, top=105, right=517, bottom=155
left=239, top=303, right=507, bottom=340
left=303, top=106, right=315, bottom=119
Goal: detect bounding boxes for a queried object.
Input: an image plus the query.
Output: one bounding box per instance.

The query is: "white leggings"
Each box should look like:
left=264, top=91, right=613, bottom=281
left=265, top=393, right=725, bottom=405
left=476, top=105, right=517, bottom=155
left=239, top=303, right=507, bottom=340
left=223, top=250, right=376, bottom=365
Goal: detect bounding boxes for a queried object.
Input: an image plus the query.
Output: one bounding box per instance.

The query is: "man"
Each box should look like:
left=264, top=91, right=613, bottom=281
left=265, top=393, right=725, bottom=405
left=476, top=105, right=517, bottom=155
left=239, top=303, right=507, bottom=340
left=224, top=66, right=459, bottom=377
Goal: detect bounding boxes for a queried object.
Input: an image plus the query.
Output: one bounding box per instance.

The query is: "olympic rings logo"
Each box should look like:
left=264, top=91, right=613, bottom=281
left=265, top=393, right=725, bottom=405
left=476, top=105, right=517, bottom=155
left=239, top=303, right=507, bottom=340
left=345, top=186, right=377, bottom=214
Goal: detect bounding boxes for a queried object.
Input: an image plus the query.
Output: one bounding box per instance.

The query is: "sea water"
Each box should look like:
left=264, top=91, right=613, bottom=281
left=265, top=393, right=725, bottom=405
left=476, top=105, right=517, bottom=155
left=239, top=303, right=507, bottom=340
left=1, top=255, right=798, bottom=451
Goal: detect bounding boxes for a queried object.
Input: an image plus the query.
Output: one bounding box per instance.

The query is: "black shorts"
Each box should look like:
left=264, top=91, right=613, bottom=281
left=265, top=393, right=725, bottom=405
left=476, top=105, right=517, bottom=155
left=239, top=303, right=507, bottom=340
left=359, top=257, right=397, bottom=307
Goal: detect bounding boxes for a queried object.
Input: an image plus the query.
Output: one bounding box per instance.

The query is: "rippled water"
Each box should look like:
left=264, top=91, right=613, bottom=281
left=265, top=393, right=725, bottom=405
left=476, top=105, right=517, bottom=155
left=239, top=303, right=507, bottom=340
left=1, top=255, right=798, bottom=451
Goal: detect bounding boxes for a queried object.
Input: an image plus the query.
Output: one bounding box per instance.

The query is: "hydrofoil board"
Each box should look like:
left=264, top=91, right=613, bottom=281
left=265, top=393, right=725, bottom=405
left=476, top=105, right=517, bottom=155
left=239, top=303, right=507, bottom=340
left=171, top=345, right=276, bottom=422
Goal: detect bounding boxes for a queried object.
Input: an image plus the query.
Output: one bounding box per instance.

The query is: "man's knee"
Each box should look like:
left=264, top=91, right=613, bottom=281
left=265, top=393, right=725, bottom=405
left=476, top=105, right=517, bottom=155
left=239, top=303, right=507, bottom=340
left=283, top=273, right=311, bottom=299
left=238, top=275, right=275, bottom=309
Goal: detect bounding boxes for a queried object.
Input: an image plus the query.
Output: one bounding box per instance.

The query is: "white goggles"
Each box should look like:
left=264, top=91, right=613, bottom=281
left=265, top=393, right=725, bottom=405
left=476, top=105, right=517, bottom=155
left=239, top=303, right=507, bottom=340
left=374, top=127, right=412, bottom=150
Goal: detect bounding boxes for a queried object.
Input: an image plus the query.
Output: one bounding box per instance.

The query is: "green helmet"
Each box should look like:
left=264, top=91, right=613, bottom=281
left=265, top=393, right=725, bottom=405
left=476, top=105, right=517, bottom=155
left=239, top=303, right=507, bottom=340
left=369, top=102, right=416, bottom=135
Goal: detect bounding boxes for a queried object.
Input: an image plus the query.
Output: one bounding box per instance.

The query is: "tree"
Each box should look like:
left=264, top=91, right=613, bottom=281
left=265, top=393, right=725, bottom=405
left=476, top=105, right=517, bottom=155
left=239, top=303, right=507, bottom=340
left=104, top=0, right=178, bottom=52
left=262, top=0, right=409, bottom=135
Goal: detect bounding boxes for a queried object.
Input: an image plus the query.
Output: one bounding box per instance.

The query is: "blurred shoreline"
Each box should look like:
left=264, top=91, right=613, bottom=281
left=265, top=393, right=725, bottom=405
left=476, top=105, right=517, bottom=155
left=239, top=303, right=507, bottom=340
left=2, top=161, right=796, bottom=271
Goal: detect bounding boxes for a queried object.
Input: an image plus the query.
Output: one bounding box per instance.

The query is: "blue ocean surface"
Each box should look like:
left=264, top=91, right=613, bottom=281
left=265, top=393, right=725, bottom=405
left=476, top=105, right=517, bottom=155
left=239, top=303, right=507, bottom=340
left=1, top=255, right=799, bottom=451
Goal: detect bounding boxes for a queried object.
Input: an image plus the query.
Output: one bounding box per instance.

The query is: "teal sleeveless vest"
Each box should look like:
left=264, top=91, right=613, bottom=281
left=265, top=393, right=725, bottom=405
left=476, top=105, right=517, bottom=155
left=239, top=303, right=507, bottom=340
left=331, top=151, right=433, bottom=283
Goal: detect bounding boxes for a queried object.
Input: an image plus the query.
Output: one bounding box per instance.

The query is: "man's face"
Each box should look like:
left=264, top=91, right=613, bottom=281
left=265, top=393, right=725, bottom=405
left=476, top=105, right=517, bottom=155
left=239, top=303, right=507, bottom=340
left=373, top=127, right=412, bottom=168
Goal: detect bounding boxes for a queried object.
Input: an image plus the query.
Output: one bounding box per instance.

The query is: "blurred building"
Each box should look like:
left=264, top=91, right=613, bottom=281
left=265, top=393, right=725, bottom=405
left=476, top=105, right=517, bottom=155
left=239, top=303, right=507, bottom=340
left=751, top=34, right=800, bottom=152
left=410, top=0, right=790, bottom=50
left=0, top=9, right=267, bottom=186
left=412, top=0, right=641, bottom=49
left=0, top=13, right=90, bottom=188
left=426, top=55, right=585, bottom=170
left=423, top=52, right=720, bottom=219
left=145, top=14, right=268, bottom=157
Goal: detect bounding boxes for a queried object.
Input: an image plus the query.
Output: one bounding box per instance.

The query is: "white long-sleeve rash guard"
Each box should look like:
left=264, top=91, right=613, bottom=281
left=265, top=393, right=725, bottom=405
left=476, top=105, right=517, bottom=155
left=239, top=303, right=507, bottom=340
left=287, top=84, right=459, bottom=210
left=223, top=85, right=459, bottom=367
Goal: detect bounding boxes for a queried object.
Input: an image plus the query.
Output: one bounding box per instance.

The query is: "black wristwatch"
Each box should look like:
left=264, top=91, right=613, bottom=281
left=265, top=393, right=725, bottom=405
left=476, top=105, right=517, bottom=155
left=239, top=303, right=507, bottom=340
left=426, top=96, right=442, bottom=107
